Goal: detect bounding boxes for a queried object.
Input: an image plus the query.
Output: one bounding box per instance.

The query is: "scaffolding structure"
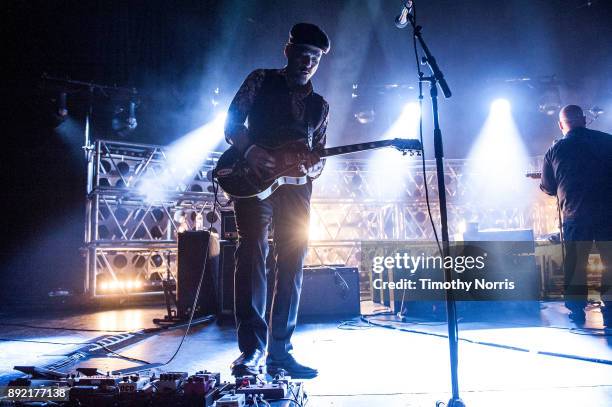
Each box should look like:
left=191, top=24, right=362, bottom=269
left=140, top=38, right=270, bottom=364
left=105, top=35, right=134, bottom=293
left=84, top=139, right=559, bottom=297
left=84, top=139, right=223, bottom=296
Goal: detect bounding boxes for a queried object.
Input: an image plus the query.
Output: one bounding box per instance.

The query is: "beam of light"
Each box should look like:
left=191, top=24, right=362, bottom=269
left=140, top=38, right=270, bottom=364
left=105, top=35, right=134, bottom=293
left=462, top=99, right=534, bottom=225
left=54, top=116, right=86, bottom=157
left=138, top=112, right=227, bottom=203
left=384, top=102, right=421, bottom=138
left=366, top=102, right=421, bottom=200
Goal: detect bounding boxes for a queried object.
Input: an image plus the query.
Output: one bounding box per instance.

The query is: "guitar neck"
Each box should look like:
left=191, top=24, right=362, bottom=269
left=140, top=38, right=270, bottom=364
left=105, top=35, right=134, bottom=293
left=321, top=139, right=418, bottom=158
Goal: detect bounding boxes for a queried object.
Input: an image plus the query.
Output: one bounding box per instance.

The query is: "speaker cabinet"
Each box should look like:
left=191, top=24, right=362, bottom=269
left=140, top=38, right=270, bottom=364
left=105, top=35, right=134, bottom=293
left=219, top=241, right=360, bottom=321
left=177, top=231, right=219, bottom=318
left=299, top=266, right=361, bottom=319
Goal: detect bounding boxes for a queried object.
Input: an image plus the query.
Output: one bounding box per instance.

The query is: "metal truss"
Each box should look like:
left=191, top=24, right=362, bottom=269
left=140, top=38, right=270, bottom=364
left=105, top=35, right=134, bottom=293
left=89, top=192, right=221, bottom=243
left=84, top=140, right=559, bottom=297
left=85, top=139, right=227, bottom=296
left=88, top=245, right=177, bottom=297
left=90, top=139, right=222, bottom=192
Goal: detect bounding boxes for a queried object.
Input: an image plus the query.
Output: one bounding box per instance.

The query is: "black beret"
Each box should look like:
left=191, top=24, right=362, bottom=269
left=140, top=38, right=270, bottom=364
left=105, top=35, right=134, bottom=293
left=289, top=23, right=330, bottom=54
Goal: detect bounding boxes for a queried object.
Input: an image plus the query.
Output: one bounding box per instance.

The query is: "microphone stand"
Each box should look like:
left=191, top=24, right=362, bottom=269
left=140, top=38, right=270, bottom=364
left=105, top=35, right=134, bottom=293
left=398, top=7, right=465, bottom=407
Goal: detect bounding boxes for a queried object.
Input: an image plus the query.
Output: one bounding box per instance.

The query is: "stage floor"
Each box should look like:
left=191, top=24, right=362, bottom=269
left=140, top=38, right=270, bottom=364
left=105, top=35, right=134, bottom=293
left=1, top=302, right=611, bottom=406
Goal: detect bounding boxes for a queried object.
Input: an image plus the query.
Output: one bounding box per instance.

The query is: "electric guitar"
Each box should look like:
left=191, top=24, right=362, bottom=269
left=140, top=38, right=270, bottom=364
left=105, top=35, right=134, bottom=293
left=214, top=138, right=422, bottom=200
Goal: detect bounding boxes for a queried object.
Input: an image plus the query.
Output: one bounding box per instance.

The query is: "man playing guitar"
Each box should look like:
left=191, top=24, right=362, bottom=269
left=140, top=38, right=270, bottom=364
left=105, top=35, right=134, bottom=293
left=223, top=23, right=330, bottom=379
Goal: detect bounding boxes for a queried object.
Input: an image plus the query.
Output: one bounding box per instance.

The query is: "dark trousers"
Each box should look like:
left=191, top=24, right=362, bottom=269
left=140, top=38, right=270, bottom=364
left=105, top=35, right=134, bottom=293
left=233, top=182, right=312, bottom=357
left=562, top=219, right=612, bottom=315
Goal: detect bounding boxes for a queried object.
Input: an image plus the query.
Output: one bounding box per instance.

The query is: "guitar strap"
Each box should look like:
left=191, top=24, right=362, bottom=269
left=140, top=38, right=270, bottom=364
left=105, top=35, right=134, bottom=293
left=305, top=93, right=325, bottom=151
left=307, top=122, right=313, bottom=151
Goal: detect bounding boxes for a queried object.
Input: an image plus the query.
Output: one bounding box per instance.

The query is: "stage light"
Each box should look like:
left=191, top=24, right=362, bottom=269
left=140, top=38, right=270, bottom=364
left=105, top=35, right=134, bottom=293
left=48, top=92, right=74, bottom=130
left=588, top=106, right=604, bottom=119
left=539, top=102, right=560, bottom=116
left=537, top=83, right=562, bottom=116
left=112, top=98, right=138, bottom=137
left=100, top=282, right=109, bottom=291
left=490, top=98, right=511, bottom=114
left=212, top=87, right=220, bottom=107
left=354, top=109, right=375, bottom=124
left=57, top=92, right=68, bottom=117
left=127, top=101, right=137, bottom=130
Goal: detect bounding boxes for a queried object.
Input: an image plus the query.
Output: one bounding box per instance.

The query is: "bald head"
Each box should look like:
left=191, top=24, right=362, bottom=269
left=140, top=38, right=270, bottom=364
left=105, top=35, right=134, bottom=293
left=558, top=105, right=586, bottom=135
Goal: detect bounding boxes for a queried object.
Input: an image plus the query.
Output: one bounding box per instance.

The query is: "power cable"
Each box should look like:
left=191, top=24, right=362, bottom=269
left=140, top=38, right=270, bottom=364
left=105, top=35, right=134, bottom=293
left=361, top=315, right=612, bottom=365
left=152, top=176, right=221, bottom=368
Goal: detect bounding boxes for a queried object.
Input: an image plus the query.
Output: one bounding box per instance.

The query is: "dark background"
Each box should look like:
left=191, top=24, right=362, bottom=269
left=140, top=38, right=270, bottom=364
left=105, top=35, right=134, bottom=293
left=2, top=0, right=612, bottom=303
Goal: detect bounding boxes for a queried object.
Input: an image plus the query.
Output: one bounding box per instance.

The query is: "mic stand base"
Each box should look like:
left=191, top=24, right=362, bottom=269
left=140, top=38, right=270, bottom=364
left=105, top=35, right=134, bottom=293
left=445, top=398, right=466, bottom=407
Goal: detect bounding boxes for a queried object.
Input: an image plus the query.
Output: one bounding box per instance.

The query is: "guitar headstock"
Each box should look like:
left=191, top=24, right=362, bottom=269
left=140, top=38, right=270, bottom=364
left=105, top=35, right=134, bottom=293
left=525, top=171, right=542, bottom=179
left=391, top=138, right=423, bottom=154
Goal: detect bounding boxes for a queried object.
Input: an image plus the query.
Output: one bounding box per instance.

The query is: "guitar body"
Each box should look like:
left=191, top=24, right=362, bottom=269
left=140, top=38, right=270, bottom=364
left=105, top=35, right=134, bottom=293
left=214, top=137, right=422, bottom=200
left=214, top=141, right=312, bottom=200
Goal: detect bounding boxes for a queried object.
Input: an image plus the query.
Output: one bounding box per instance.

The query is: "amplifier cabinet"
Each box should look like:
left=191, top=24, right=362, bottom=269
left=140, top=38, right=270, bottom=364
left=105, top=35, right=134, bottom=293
left=219, top=242, right=360, bottom=320
left=177, top=231, right=220, bottom=318
left=299, top=266, right=360, bottom=319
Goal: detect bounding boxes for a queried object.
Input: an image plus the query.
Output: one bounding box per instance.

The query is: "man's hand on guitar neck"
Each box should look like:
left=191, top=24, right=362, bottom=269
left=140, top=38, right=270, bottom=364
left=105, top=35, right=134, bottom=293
left=244, top=145, right=277, bottom=179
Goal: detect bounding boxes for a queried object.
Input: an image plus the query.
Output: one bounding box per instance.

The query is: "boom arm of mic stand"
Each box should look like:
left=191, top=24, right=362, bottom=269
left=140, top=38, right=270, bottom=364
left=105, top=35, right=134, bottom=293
left=407, top=14, right=452, bottom=99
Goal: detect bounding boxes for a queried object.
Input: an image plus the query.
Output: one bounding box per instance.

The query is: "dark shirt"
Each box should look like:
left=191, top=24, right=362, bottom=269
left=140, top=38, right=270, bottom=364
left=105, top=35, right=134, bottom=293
left=540, top=127, right=612, bottom=224
left=224, top=68, right=328, bottom=151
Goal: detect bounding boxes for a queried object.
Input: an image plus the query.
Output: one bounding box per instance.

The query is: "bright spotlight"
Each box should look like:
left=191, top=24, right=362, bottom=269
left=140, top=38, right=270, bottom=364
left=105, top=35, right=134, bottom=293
left=491, top=99, right=511, bottom=114
left=112, top=99, right=138, bottom=137
left=57, top=92, right=68, bottom=117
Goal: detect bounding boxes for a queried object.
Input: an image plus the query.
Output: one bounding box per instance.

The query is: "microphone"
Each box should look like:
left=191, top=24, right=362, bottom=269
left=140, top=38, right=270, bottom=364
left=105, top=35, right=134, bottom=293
left=394, top=1, right=413, bottom=29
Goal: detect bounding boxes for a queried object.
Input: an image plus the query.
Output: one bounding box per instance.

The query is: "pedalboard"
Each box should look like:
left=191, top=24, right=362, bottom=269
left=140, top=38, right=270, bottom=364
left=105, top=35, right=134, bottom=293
left=2, top=368, right=305, bottom=406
